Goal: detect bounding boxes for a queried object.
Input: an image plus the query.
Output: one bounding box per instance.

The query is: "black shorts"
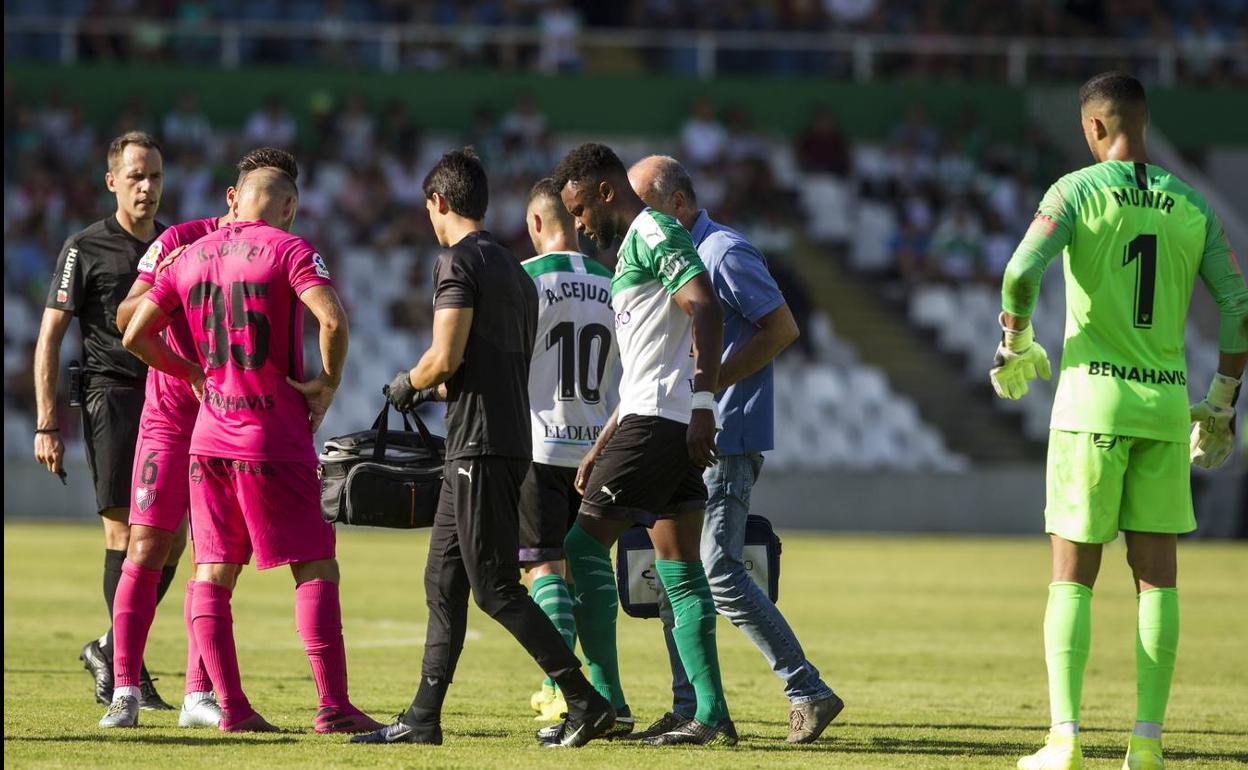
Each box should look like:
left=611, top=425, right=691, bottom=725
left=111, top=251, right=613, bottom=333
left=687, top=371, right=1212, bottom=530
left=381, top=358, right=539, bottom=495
left=579, top=415, right=708, bottom=527
left=82, top=385, right=145, bottom=514
left=518, top=462, right=580, bottom=564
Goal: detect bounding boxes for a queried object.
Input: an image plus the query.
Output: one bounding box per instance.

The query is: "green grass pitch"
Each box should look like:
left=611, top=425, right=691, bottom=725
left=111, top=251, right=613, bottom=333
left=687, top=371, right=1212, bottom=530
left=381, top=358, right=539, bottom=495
left=4, top=522, right=1246, bottom=769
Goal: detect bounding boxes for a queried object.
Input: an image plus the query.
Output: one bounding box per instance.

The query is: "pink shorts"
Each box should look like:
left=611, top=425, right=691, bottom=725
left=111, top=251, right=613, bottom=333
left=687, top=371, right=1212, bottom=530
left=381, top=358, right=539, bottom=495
left=129, top=432, right=191, bottom=532
left=188, top=455, right=335, bottom=570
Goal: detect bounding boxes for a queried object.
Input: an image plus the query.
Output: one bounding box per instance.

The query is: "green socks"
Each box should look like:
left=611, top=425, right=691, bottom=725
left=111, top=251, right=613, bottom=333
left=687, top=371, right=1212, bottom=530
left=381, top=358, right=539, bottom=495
left=1136, top=587, right=1178, bottom=725
left=564, top=525, right=626, bottom=709
left=1044, top=581, right=1092, bottom=725
left=531, top=574, right=576, bottom=690
left=1042, top=582, right=1179, bottom=731
left=655, top=559, right=729, bottom=725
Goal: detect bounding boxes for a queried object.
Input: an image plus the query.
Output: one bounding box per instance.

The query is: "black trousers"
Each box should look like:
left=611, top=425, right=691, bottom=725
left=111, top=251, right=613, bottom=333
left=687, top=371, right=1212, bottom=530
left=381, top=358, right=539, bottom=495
left=420, top=456, right=581, bottom=682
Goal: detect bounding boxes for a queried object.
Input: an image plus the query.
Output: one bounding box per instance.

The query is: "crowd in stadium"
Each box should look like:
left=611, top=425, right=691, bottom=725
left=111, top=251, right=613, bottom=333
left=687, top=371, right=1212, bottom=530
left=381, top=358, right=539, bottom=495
left=7, top=1, right=1246, bottom=82
left=3, top=82, right=1065, bottom=430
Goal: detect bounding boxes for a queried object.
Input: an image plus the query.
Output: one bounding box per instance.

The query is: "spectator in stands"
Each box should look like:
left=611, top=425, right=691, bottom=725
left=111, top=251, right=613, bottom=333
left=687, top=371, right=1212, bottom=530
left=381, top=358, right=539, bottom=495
left=796, top=106, right=850, bottom=177
left=54, top=107, right=98, bottom=174
left=723, top=105, right=769, bottom=163
left=928, top=200, right=983, bottom=283
left=335, top=94, right=376, bottom=165
left=538, top=0, right=583, bottom=74
left=378, top=99, right=417, bottom=155
left=242, top=94, right=297, bottom=150
left=382, top=127, right=427, bottom=208
left=1180, top=10, right=1228, bottom=82
left=680, top=97, right=728, bottom=169
left=981, top=211, right=1015, bottom=285
left=891, top=103, right=941, bottom=156
left=111, top=95, right=157, bottom=140
left=161, top=92, right=213, bottom=158
left=467, top=103, right=504, bottom=166
left=500, top=91, right=548, bottom=149
left=824, top=0, right=879, bottom=28
left=37, top=91, right=72, bottom=146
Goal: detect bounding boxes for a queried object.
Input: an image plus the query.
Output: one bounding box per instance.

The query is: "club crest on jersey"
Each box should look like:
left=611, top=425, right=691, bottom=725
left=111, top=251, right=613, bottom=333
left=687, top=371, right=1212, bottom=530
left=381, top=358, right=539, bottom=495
left=311, top=252, right=330, bottom=278
left=138, top=241, right=162, bottom=274
left=135, top=486, right=157, bottom=512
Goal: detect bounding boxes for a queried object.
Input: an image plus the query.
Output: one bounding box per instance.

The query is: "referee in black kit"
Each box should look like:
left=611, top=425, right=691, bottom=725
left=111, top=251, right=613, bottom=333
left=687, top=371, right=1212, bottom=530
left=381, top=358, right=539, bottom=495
left=33, top=131, right=182, bottom=711
left=355, top=148, right=614, bottom=749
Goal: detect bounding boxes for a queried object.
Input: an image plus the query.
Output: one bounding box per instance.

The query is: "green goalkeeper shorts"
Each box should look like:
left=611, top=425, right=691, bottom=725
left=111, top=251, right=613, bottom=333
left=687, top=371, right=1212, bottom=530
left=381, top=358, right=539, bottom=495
left=1045, top=430, right=1196, bottom=544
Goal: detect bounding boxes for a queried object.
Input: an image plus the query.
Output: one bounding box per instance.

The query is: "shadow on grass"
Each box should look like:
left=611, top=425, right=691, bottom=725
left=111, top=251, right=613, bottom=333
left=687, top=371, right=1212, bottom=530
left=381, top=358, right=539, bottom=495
left=3, top=735, right=299, bottom=746
left=849, top=721, right=1248, bottom=739
left=740, top=734, right=1248, bottom=763
left=4, top=668, right=309, bottom=685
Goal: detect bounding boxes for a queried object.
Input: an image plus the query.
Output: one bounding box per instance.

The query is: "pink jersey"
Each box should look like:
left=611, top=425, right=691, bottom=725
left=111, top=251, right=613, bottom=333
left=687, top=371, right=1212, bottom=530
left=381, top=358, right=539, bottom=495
left=136, top=216, right=221, bottom=438
left=148, top=220, right=334, bottom=463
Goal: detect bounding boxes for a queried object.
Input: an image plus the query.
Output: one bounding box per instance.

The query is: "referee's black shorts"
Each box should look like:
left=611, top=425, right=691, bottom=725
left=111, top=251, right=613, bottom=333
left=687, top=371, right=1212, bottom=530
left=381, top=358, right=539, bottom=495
left=82, top=385, right=144, bottom=515
left=518, top=462, right=581, bottom=564
left=578, top=415, right=708, bottom=527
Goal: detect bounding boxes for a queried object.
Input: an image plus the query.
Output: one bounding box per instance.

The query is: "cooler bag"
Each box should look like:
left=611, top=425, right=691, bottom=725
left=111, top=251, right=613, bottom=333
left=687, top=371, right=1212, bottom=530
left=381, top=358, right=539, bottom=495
left=319, top=401, right=445, bottom=528
left=615, top=514, right=782, bottom=619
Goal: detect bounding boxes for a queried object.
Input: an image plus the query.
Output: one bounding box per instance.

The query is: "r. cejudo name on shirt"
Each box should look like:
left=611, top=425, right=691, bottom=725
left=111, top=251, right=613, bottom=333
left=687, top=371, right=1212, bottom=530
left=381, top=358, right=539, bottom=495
left=539, top=279, right=611, bottom=307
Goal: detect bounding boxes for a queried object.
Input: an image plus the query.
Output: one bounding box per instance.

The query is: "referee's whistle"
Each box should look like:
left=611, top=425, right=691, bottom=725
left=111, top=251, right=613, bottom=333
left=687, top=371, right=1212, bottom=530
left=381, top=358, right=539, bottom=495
left=56, top=469, right=67, bottom=486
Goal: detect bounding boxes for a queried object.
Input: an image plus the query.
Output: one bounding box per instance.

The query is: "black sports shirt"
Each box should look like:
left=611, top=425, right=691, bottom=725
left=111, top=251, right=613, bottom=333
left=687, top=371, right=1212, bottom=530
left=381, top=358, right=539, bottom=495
left=45, top=215, right=165, bottom=385
left=433, top=231, right=538, bottom=460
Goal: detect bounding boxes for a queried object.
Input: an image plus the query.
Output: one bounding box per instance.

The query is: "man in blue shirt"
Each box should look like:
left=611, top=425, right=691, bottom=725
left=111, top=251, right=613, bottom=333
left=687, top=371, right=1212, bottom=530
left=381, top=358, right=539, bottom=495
left=628, top=155, right=843, bottom=743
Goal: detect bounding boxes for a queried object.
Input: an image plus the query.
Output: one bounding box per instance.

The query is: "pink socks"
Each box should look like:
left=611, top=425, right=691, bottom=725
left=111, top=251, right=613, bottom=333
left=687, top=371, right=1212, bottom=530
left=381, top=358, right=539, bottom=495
left=112, top=560, right=161, bottom=689
left=191, top=580, right=251, bottom=722
left=295, top=579, right=350, bottom=711
left=183, top=581, right=213, bottom=694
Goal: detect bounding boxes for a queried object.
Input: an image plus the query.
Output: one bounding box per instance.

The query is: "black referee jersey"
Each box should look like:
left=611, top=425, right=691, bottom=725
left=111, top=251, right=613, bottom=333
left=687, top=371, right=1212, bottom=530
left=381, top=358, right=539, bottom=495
left=45, top=215, right=165, bottom=385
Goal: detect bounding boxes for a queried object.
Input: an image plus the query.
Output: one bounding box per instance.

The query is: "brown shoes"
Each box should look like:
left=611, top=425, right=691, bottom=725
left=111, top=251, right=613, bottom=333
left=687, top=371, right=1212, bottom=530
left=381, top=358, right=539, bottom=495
left=787, top=693, right=844, bottom=743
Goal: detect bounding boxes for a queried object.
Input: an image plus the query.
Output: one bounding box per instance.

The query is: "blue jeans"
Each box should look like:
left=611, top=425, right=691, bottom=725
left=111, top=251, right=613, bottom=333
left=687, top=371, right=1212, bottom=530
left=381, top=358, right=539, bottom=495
left=657, top=452, right=833, bottom=716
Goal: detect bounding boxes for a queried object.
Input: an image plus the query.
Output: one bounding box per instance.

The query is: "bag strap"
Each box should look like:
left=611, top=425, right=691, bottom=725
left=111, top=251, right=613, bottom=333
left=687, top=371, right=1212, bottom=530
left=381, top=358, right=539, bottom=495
left=371, top=400, right=438, bottom=460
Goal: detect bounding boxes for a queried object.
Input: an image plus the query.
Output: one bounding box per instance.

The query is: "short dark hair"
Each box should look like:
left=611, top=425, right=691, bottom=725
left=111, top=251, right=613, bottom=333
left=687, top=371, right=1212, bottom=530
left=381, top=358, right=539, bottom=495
left=552, top=142, right=627, bottom=191
left=238, top=166, right=298, bottom=199
left=423, top=147, right=488, bottom=220
left=528, top=177, right=564, bottom=207
left=107, top=131, right=160, bottom=171
left=529, top=177, right=575, bottom=226
left=237, top=147, right=299, bottom=184
left=1078, top=72, right=1148, bottom=113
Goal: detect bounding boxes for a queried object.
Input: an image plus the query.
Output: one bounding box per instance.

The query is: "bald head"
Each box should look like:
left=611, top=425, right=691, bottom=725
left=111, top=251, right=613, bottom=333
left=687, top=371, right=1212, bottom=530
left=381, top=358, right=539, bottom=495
left=232, top=167, right=299, bottom=231
left=628, top=155, right=698, bottom=230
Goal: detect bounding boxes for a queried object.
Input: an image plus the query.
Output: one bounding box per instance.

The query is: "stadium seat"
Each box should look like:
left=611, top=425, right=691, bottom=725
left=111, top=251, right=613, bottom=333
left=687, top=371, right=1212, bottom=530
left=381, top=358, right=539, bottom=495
left=799, top=174, right=853, bottom=243
left=849, top=203, right=897, bottom=272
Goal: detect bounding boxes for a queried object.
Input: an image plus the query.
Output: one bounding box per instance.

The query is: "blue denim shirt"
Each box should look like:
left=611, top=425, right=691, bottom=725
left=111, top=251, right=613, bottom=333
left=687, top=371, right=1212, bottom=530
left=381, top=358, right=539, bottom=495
left=690, top=210, right=785, bottom=454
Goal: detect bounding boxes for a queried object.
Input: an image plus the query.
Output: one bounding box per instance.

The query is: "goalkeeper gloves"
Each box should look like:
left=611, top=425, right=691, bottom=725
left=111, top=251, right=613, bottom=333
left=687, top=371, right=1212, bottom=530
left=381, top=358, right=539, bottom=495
left=1189, top=372, right=1241, bottom=469
left=384, top=370, right=437, bottom=412
left=989, top=314, right=1051, bottom=400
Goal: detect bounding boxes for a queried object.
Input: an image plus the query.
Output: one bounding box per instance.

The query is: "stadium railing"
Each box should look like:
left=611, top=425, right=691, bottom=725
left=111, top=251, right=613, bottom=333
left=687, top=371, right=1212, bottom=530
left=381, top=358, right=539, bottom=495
left=6, top=16, right=1244, bottom=86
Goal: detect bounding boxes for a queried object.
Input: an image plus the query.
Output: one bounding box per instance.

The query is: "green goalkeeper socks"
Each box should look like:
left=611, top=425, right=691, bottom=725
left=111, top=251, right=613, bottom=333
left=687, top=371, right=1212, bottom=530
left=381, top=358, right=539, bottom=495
left=564, top=525, right=627, bottom=709
left=1044, top=581, right=1092, bottom=725
left=530, top=574, right=576, bottom=690
left=655, top=559, right=729, bottom=725
left=1136, top=587, right=1179, bottom=725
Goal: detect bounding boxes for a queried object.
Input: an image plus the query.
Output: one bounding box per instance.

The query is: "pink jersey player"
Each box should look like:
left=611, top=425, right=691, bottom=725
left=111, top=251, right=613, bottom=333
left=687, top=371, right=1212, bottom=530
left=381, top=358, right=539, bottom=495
left=147, top=219, right=334, bottom=568
left=137, top=195, right=377, bottom=733
left=129, top=216, right=220, bottom=533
